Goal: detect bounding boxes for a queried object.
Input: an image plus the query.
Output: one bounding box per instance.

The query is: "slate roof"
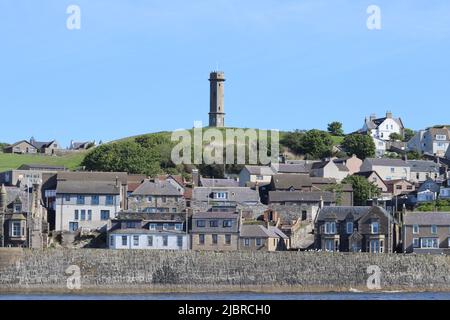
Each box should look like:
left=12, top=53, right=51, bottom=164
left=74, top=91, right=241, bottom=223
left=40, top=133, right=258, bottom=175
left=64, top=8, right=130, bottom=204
left=315, top=206, right=373, bottom=222
left=407, top=160, right=441, bottom=173
left=115, top=211, right=186, bottom=222
left=310, top=177, right=337, bottom=184
left=269, top=191, right=336, bottom=203
left=240, top=224, right=278, bottom=238
left=354, top=171, right=378, bottom=179
left=268, top=226, right=289, bottom=239
left=271, top=163, right=310, bottom=174
left=3, top=186, right=30, bottom=211
left=404, top=212, right=450, bottom=226
left=56, top=180, right=121, bottom=195
left=192, top=212, right=240, bottom=219
left=192, top=187, right=260, bottom=203
left=17, top=164, right=66, bottom=171
left=131, top=179, right=182, bottom=196
left=417, top=179, right=441, bottom=193
left=31, top=140, right=55, bottom=149
left=244, top=165, right=276, bottom=176
left=56, top=171, right=128, bottom=184
left=271, top=174, right=312, bottom=190
left=200, top=178, right=239, bottom=187
left=364, top=158, right=409, bottom=167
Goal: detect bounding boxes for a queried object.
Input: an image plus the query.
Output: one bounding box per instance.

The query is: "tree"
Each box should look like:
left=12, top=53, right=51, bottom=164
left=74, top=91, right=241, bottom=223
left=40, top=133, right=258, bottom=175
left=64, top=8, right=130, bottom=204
left=341, top=134, right=375, bottom=159
left=280, top=130, right=304, bottom=154
left=299, top=130, right=334, bottom=159
left=389, top=132, right=402, bottom=141
left=404, top=128, right=415, bottom=142
left=342, top=175, right=380, bottom=206
left=327, top=121, right=344, bottom=136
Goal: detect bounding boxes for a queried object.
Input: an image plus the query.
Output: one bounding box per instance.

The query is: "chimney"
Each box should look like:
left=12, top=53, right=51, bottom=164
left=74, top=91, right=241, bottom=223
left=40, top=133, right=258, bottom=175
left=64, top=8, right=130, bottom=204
left=319, top=196, right=324, bottom=209
left=386, top=111, right=392, bottom=119
left=370, top=114, right=376, bottom=121
left=192, top=169, right=200, bottom=187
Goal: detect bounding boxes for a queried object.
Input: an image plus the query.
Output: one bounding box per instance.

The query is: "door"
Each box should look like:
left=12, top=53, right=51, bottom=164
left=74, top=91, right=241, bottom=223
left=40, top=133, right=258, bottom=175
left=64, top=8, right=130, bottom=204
left=69, top=222, right=79, bottom=232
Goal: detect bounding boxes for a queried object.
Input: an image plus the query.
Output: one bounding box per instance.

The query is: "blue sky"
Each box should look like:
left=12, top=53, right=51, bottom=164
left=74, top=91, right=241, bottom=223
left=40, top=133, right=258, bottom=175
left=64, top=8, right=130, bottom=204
left=1, top=0, right=450, bottom=147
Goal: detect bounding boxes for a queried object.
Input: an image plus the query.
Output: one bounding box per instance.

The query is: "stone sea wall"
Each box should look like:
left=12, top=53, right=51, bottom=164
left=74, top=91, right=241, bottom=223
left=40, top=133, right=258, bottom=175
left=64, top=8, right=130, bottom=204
left=1, top=248, right=450, bottom=293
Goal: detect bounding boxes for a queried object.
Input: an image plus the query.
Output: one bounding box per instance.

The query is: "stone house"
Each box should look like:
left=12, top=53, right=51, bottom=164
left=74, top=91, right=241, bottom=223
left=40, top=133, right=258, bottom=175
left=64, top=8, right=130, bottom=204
left=270, top=163, right=312, bottom=175
left=0, top=165, right=65, bottom=187
left=407, top=160, right=441, bottom=183
left=385, top=179, right=415, bottom=197
left=107, top=211, right=188, bottom=250
left=268, top=174, right=312, bottom=192
left=128, top=179, right=185, bottom=213
left=30, top=138, right=60, bottom=155
left=416, top=179, right=441, bottom=203
left=191, top=186, right=260, bottom=212
left=407, top=127, right=450, bottom=157
left=310, top=177, right=354, bottom=206
left=69, top=140, right=95, bottom=150
left=360, top=158, right=410, bottom=181
left=3, top=140, right=37, bottom=154
left=239, top=224, right=289, bottom=251
left=403, top=212, right=450, bottom=254
left=310, top=158, right=350, bottom=183
left=53, top=172, right=127, bottom=232
left=354, top=171, right=388, bottom=194
left=238, top=165, right=275, bottom=187
left=334, top=155, right=363, bottom=175
left=314, top=206, right=397, bottom=253
left=190, top=211, right=240, bottom=251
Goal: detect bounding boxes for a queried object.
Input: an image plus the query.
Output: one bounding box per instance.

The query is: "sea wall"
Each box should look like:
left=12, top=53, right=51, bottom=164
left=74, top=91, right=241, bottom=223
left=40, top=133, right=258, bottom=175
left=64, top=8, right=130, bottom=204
left=1, top=248, right=450, bottom=293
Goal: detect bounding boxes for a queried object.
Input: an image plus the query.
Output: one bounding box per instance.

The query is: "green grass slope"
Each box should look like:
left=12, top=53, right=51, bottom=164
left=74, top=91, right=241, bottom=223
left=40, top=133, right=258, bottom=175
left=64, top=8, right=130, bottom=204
left=0, top=152, right=86, bottom=172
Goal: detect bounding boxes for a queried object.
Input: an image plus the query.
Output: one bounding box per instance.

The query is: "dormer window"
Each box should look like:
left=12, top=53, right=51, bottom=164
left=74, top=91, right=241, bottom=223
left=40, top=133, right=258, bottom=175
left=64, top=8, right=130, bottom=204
left=324, top=222, right=336, bottom=235
left=213, top=192, right=228, bottom=199
left=14, top=204, right=22, bottom=213
left=346, top=222, right=353, bottom=234
left=371, top=221, right=379, bottom=234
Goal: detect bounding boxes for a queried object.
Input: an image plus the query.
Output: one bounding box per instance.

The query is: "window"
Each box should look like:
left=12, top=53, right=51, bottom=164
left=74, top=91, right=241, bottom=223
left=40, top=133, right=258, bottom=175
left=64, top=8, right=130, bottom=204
left=413, top=238, right=419, bottom=248
left=133, top=235, right=139, bottom=246
left=147, top=196, right=152, bottom=202
left=197, top=220, right=206, bottom=227
left=324, top=222, right=336, bottom=235
left=225, top=234, right=231, bottom=245
left=214, top=192, right=228, bottom=199
left=256, top=238, right=262, bottom=246
left=436, top=134, right=447, bottom=141
left=76, top=195, right=85, bottom=205
left=407, top=186, right=413, bottom=190
left=223, top=220, right=232, bottom=228
left=65, top=195, right=71, bottom=202
left=244, top=238, right=250, bottom=246
left=396, top=185, right=402, bottom=190
left=69, top=222, right=78, bottom=232
left=212, top=234, right=218, bottom=245
left=175, top=223, right=182, bottom=231
left=199, top=234, right=205, bottom=245
left=210, top=220, right=219, bottom=227
left=106, top=195, right=114, bottom=206
left=161, top=196, right=167, bottom=203
left=256, top=175, right=264, bottom=180
left=431, top=225, right=438, bottom=234
left=369, top=239, right=381, bottom=253
left=371, top=222, right=379, bottom=234
left=121, top=236, right=127, bottom=246
left=110, top=236, right=114, bottom=247
left=301, top=210, right=307, bottom=221
left=126, top=221, right=136, bottom=228
left=80, top=210, right=86, bottom=221
left=74, top=210, right=79, bottom=220
left=100, top=210, right=110, bottom=221
left=163, top=235, right=168, bottom=246
left=346, top=222, right=353, bottom=234
left=12, top=222, right=21, bottom=237
left=14, top=204, right=21, bottom=213
left=413, top=224, right=419, bottom=234
left=177, top=236, right=183, bottom=247
left=87, top=210, right=92, bottom=221
left=147, top=236, right=153, bottom=246
left=172, top=208, right=177, bottom=213
left=324, top=239, right=335, bottom=252
left=390, top=168, right=395, bottom=173
left=163, top=223, right=169, bottom=230
left=421, top=238, right=438, bottom=249
left=91, top=195, right=99, bottom=205
left=149, top=223, right=157, bottom=230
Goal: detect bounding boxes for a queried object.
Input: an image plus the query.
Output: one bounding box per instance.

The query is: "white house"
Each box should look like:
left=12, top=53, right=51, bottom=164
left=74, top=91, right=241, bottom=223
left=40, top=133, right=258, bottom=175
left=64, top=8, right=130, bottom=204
left=54, top=172, right=127, bottom=232
left=360, top=158, right=410, bottom=181
left=238, top=165, right=275, bottom=187
left=407, top=127, right=450, bottom=157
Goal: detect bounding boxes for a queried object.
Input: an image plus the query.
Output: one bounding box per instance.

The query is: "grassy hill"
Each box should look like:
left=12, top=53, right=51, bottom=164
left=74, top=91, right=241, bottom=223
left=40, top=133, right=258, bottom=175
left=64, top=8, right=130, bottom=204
left=0, top=152, right=86, bottom=172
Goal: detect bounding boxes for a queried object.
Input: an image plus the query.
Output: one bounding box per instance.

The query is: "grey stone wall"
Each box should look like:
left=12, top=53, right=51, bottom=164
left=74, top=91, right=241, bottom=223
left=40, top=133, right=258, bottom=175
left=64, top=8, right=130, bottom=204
left=1, top=248, right=450, bottom=293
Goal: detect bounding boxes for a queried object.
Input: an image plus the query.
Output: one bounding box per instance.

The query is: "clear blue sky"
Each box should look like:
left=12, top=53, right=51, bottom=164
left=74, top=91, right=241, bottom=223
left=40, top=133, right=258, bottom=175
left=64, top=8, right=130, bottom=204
left=1, top=0, right=450, bottom=147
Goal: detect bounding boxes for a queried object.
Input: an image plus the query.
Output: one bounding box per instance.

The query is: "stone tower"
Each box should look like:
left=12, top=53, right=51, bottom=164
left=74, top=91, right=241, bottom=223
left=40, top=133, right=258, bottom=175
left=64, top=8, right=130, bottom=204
left=208, top=71, right=225, bottom=127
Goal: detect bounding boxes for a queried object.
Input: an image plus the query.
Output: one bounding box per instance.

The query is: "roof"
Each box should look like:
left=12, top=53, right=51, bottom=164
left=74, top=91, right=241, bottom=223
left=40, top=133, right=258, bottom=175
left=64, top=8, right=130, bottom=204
left=131, top=179, right=182, bottom=196
left=56, top=180, right=121, bottom=195
left=417, top=179, right=441, bottom=193
left=6, top=140, right=36, bottom=149
left=31, top=140, right=55, bottom=149
left=310, top=177, right=337, bottom=184
left=244, top=165, right=276, bottom=176
left=240, top=224, right=278, bottom=238
left=271, top=163, right=310, bottom=174
left=269, top=191, right=336, bottom=203
left=271, top=174, right=312, bottom=190
left=354, top=171, right=378, bottom=179
left=192, top=187, right=260, bottom=203
left=200, top=178, right=239, bottom=187
left=192, top=212, right=240, bottom=219
left=404, top=212, right=450, bottom=225
left=384, top=179, right=413, bottom=186
left=427, top=127, right=450, bottom=140
left=114, top=211, right=186, bottom=222
left=56, top=171, right=128, bottom=184
left=3, top=186, right=30, bottom=212
left=17, top=164, right=66, bottom=171
left=364, top=114, right=404, bottom=131
left=10, top=213, right=26, bottom=220
left=109, top=228, right=185, bottom=235
left=268, top=226, right=289, bottom=239
left=364, top=158, right=409, bottom=167
left=407, top=160, right=441, bottom=173
left=316, top=206, right=373, bottom=222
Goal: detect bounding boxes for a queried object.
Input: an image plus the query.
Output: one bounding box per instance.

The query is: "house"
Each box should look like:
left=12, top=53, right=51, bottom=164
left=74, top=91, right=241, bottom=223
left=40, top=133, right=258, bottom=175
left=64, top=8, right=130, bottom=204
left=107, top=212, right=188, bottom=250
left=354, top=171, right=388, bottom=194
left=128, top=179, right=185, bottom=213
left=408, top=160, right=441, bottom=183
left=385, top=179, right=415, bottom=197
left=360, top=158, right=410, bottom=181
left=69, top=140, right=95, bottom=150
left=359, top=112, right=405, bottom=141
left=416, top=179, right=441, bottom=203
left=191, top=186, right=260, bottom=212
left=239, top=224, right=289, bottom=251
left=190, top=211, right=240, bottom=251
left=314, top=206, right=397, bottom=253
left=334, top=155, right=363, bottom=175
left=3, top=140, right=37, bottom=154
left=53, top=172, right=127, bottom=232
left=199, top=177, right=239, bottom=187
left=270, top=163, right=311, bottom=175
left=238, top=165, right=275, bottom=187
left=0, top=183, right=49, bottom=248
left=29, top=138, right=60, bottom=155
left=403, top=212, right=450, bottom=254
left=407, top=127, right=450, bottom=157
left=310, top=158, right=349, bottom=182
left=310, top=177, right=354, bottom=206
left=269, top=174, right=312, bottom=192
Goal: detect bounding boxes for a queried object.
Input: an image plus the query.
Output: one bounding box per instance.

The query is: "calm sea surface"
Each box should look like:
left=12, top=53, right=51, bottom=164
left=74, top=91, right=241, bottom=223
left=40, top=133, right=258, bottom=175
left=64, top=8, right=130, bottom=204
left=1, top=292, right=450, bottom=300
